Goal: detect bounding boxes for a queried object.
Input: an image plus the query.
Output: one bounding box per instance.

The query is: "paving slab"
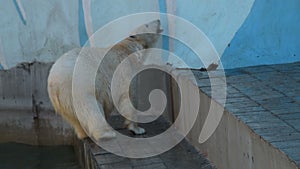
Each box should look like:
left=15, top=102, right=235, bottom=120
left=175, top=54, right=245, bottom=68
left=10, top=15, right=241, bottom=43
left=194, top=62, right=300, bottom=168
left=83, top=116, right=216, bottom=169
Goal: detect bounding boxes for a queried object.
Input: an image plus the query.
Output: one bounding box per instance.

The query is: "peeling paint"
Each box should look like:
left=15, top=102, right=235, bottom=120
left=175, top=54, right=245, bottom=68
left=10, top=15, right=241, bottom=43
left=12, top=0, right=27, bottom=25
left=0, top=38, right=7, bottom=70
left=78, top=0, right=89, bottom=46
left=82, top=0, right=95, bottom=46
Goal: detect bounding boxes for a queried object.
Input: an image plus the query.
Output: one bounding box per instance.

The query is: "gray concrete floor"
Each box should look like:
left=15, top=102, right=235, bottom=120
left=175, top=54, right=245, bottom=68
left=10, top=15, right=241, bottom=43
left=85, top=116, right=216, bottom=169
left=194, top=61, right=300, bottom=167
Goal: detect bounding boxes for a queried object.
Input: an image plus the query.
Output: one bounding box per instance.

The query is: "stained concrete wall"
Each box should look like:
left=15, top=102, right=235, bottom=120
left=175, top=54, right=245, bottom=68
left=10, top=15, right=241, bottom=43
left=0, top=62, right=75, bottom=145
left=0, top=62, right=53, bottom=111
left=136, top=69, right=174, bottom=122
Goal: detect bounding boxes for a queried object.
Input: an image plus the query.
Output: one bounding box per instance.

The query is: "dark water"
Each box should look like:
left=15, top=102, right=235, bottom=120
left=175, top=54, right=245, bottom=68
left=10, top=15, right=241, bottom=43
left=0, top=143, right=81, bottom=169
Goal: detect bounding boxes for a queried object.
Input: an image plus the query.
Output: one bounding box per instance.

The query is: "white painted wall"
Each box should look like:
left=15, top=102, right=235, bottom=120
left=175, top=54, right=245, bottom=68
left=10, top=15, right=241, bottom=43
left=0, top=0, right=79, bottom=68
left=169, top=0, right=254, bottom=68
left=0, top=0, right=160, bottom=69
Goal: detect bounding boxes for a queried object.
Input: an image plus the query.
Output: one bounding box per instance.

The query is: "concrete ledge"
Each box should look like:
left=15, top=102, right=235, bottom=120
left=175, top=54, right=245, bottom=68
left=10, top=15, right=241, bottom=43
left=76, top=116, right=217, bottom=169
left=171, top=62, right=300, bottom=169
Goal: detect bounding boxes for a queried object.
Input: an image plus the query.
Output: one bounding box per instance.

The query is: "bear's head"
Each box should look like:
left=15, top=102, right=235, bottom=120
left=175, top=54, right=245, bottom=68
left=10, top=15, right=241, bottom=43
left=129, top=19, right=163, bottom=48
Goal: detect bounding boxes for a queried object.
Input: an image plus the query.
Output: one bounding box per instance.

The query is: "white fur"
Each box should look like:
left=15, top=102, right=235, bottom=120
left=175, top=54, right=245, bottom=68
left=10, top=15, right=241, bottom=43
left=48, top=20, right=162, bottom=140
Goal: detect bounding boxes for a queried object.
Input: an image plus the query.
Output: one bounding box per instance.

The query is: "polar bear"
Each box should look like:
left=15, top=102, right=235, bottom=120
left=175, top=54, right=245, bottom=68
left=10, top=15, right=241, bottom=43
left=48, top=20, right=162, bottom=140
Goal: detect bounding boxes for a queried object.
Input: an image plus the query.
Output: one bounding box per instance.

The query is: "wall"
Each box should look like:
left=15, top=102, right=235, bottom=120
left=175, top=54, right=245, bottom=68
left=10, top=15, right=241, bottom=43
left=0, top=0, right=160, bottom=69
left=171, top=0, right=300, bottom=69
left=0, top=62, right=74, bottom=145
left=0, top=0, right=255, bottom=70
left=0, top=0, right=79, bottom=69
left=1, top=0, right=299, bottom=70
left=221, top=0, right=300, bottom=69
left=169, top=0, right=254, bottom=68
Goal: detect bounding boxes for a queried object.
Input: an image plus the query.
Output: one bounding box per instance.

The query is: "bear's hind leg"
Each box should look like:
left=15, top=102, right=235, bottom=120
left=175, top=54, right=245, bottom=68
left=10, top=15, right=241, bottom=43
left=64, top=115, right=88, bottom=139
left=74, top=124, right=88, bottom=139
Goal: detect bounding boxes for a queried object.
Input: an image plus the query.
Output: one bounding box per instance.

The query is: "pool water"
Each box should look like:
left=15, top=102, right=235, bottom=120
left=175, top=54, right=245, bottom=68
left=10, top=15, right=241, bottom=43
left=0, top=143, right=81, bottom=169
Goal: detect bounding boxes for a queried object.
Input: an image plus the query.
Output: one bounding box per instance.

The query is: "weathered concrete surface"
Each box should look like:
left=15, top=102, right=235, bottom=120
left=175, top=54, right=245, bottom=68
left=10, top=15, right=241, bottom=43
left=136, top=68, right=174, bottom=121
left=0, top=110, right=74, bottom=145
left=0, top=62, right=53, bottom=111
left=174, top=62, right=300, bottom=169
left=0, top=62, right=75, bottom=145
left=80, top=115, right=216, bottom=169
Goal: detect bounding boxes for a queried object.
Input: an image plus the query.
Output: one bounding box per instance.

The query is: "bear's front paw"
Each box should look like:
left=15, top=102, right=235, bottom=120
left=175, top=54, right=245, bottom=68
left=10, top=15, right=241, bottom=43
left=127, top=124, right=146, bottom=135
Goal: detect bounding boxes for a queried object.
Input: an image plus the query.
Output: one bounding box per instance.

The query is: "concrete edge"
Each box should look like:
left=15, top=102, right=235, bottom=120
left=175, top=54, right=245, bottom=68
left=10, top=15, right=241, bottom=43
left=171, top=74, right=299, bottom=169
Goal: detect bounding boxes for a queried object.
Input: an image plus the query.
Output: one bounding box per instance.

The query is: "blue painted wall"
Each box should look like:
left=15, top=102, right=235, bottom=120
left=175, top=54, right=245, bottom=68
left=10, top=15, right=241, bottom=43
left=221, top=0, right=300, bottom=69
left=1, top=0, right=299, bottom=69
left=78, top=0, right=89, bottom=47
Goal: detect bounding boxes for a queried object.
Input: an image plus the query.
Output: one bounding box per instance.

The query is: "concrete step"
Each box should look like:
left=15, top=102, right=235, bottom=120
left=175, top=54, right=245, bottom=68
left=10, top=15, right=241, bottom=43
left=181, top=62, right=300, bottom=169
left=78, top=116, right=217, bottom=169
